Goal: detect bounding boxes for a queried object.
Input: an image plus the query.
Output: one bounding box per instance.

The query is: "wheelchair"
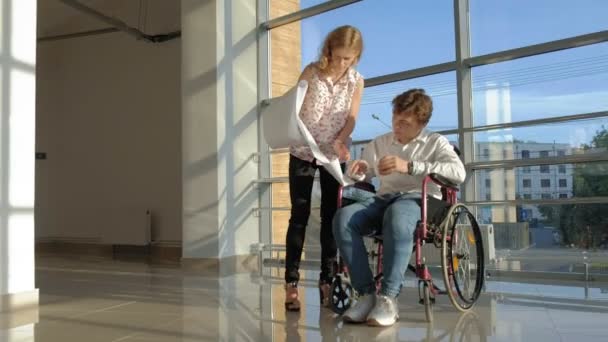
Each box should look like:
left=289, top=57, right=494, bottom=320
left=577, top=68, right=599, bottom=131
left=329, top=174, right=485, bottom=323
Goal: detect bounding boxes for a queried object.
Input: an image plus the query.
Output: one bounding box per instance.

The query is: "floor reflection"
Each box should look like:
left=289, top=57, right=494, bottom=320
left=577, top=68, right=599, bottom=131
left=0, top=256, right=607, bottom=341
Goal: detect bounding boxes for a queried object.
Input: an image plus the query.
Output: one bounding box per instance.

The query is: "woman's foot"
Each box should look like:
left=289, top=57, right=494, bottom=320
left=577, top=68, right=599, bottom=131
left=319, top=280, right=331, bottom=307
left=285, top=282, right=301, bottom=311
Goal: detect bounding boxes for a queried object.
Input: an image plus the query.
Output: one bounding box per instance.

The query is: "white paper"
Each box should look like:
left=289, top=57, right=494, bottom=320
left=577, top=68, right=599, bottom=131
left=261, top=81, right=308, bottom=148
left=262, top=80, right=353, bottom=186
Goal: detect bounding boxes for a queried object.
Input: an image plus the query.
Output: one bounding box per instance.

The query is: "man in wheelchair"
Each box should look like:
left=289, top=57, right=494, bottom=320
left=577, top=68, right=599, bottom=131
left=333, top=88, right=466, bottom=326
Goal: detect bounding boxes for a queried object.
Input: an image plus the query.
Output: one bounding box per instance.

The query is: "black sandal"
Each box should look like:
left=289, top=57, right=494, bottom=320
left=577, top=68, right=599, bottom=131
left=285, top=282, right=301, bottom=311
left=318, top=280, right=331, bottom=307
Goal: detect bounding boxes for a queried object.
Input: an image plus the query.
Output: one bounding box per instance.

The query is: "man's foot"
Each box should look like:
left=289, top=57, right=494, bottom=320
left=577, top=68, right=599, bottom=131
left=343, top=293, right=375, bottom=323
left=366, top=294, right=399, bottom=327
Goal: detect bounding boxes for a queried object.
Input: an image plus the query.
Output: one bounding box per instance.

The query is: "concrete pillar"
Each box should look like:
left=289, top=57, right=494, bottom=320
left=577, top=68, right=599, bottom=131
left=0, top=0, right=38, bottom=312
left=181, top=0, right=259, bottom=271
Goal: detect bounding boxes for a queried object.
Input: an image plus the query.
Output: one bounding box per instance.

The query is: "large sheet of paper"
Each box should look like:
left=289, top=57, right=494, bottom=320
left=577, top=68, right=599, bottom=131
left=262, top=80, right=353, bottom=186
left=261, top=81, right=307, bottom=148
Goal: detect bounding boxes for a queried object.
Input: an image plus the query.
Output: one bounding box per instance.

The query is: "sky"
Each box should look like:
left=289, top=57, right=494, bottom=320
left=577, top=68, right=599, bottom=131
left=287, top=0, right=608, bottom=149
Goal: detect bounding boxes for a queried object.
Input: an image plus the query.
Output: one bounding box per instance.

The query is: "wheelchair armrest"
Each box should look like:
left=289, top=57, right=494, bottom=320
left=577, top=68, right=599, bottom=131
left=429, top=173, right=459, bottom=189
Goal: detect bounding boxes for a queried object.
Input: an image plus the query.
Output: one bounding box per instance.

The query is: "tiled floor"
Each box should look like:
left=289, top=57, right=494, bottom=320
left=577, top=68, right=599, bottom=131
left=2, top=256, right=608, bottom=341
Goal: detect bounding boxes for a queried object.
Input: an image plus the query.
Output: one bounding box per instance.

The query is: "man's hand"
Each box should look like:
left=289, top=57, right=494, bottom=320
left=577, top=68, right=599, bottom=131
left=378, top=155, right=409, bottom=175
left=333, top=140, right=351, bottom=162
left=348, top=160, right=369, bottom=180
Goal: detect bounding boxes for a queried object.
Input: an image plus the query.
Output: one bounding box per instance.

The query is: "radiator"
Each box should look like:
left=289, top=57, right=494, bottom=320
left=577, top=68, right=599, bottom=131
left=99, top=208, right=152, bottom=246
left=480, top=224, right=496, bottom=264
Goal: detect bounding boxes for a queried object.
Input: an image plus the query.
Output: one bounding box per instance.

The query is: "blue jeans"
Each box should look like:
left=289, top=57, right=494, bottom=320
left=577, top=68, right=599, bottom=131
left=333, top=192, right=421, bottom=298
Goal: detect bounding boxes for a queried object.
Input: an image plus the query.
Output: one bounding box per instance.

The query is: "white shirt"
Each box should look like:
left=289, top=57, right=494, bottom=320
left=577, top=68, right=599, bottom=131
left=358, top=130, right=466, bottom=198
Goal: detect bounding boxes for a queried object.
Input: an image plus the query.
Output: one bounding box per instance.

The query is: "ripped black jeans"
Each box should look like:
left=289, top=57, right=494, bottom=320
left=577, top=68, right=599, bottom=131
left=285, top=154, right=344, bottom=284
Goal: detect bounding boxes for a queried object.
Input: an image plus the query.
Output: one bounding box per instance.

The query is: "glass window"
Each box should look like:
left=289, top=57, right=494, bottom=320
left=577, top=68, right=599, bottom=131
left=471, top=202, right=608, bottom=273
left=299, top=0, right=455, bottom=78
left=474, top=162, right=608, bottom=201
left=443, top=134, right=459, bottom=147
left=472, top=43, right=608, bottom=126
left=485, top=179, right=491, bottom=187
left=470, top=117, right=608, bottom=162
left=540, top=151, right=550, bottom=158
left=522, top=166, right=531, bottom=173
left=523, top=194, right=532, bottom=199
left=559, top=193, right=568, bottom=198
left=558, top=165, right=567, bottom=173
left=540, top=165, right=550, bottom=173
left=470, top=0, right=608, bottom=56
left=557, top=150, right=566, bottom=157
left=356, top=72, right=457, bottom=141
left=485, top=193, right=492, bottom=201
left=541, top=193, right=552, bottom=199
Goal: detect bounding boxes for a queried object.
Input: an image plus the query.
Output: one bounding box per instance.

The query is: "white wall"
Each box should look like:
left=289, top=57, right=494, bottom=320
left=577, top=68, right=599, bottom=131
left=35, top=32, right=182, bottom=244
left=1, top=0, right=37, bottom=305
left=182, top=0, right=259, bottom=259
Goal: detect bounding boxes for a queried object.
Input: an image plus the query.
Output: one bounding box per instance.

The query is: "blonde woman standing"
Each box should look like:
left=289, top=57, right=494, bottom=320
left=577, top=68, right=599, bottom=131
left=284, top=25, right=365, bottom=311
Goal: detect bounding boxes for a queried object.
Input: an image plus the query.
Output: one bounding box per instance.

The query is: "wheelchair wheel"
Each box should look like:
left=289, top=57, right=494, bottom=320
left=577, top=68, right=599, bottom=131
left=423, top=282, right=434, bottom=323
left=440, top=203, right=485, bottom=312
left=330, top=275, right=354, bottom=315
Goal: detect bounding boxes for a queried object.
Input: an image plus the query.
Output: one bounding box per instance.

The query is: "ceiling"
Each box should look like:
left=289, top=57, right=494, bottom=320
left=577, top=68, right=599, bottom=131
left=37, top=0, right=181, bottom=39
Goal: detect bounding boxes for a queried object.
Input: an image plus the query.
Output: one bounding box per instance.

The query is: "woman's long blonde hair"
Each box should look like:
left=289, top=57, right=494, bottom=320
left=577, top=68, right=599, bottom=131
left=317, top=25, right=363, bottom=72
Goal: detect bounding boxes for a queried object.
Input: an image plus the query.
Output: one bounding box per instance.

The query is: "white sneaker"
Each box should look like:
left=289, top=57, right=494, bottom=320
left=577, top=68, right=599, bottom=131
left=343, top=293, right=376, bottom=323
left=366, top=294, right=399, bottom=326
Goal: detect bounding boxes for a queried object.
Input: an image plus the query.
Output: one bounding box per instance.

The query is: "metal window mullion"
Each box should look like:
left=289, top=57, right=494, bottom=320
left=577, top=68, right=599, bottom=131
left=464, top=110, right=608, bottom=135
left=467, top=152, right=608, bottom=170
left=465, top=30, right=608, bottom=68
left=262, top=0, right=362, bottom=30
left=257, top=0, right=274, bottom=338
left=454, top=0, right=474, bottom=204
left=364, top=61, right=457, bottom=88
left=270, top=147, right=289, bottom=154
left=255, top=177, right=289, bottom=184
left=346, top=110, right=608, bottom=150
left=467, top=196, right=608, bottom=207
left=257, top=0, right=272, bottom=248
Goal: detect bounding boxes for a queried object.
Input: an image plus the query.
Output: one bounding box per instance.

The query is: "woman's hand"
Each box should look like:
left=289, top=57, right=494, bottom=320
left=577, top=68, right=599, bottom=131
left=348, top=160, right=369, bottom=181
left=333, top=140, right=351, bottom=162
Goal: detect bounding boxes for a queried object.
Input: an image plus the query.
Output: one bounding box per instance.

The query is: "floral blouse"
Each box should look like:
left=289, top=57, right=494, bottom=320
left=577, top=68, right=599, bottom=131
left=290, top=64, right=362, bottom=162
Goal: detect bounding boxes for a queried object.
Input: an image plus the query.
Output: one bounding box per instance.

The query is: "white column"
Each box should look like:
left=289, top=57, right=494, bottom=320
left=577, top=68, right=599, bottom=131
left=0, top=0, right=38, bottom=312
left=181, top=0, right=259, bottom=264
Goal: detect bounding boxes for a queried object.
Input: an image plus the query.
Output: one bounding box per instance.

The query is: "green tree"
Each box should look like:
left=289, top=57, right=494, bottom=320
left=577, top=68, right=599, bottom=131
left=540, top=126, right=608, bottom=246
